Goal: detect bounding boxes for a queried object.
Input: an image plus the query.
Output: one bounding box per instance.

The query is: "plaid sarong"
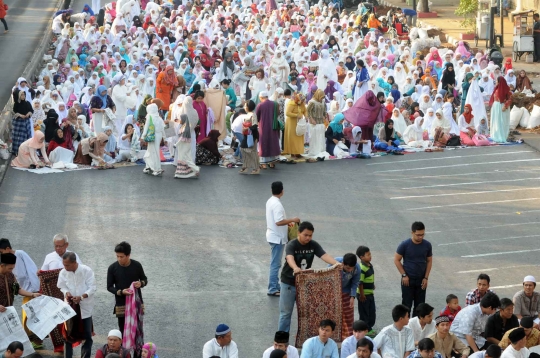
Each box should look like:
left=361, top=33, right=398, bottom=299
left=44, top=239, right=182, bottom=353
left=123, top=282, right=144, bottom=357
left=12, top=117, right=31, bottom=155
left=38, top=269, right=65, bottom=352
left=295, top=265, right=343, bottom=347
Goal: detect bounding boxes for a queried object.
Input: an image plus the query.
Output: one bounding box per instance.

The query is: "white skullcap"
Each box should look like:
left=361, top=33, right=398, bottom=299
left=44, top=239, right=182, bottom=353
left=524, top=275, right=536, bottom=283
left=108, top=329, right=122, bottom=339
left=259, top=91, right=269, bottom=98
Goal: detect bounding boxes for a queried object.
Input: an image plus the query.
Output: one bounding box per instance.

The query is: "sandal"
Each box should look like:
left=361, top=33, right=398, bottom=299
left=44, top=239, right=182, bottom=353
left=269, top=163, right=276, bottom=169
left=250, top=169, right=260, bottom=175
left=239, top=169, right=248, bottom=174
left=260, top=164, right=268, bottom=169
left=267, top=291, right=280, bottom=296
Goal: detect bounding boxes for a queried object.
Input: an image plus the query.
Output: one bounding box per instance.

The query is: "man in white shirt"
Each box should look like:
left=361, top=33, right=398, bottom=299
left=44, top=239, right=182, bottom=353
left=342, top=320, right=378, bottom=358
left=57, top=252, right=96, bottom=358
left=470, top=345, right=502, bottom=358
left=265, top=181, right=300, bottom=296
left=501, top=328, right=529, bottom=358
left=407, top=303, right=436, bottom=346
left=41, top=234, right=82, bottom=271
left=202, top=323, right=239, bottom=358
left=374, top=304, right=415, bottom=358
left=262, top=331, right=299, bottom=358
left=346, top=337, right=382, bottom=358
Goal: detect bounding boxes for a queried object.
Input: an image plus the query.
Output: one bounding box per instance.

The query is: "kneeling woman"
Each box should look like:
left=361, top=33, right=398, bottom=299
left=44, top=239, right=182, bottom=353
left=375, top=119, right=403, bottom=152
left=11, top=131, right=51, bottom=168
left=325, top=114, right=345, bottom=155
left=458, top=104, right=476, bottom=146
left=74, top=133, right=114, bottom=168
left=402, top=117, right=430, bottom=148
left=47, top=128, right=75, bottom=163
left=196, top=129, right=222, bottom=165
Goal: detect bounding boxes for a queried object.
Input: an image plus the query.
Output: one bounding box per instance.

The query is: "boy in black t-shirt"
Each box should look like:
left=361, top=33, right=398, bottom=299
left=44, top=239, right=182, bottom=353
left=277, top=221, right=341, bottom=332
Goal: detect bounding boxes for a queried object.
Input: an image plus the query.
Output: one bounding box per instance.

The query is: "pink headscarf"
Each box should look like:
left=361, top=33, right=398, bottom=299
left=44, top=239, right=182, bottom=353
left=455, top=41, right=471, bottom=59
left=29, top=131, right=45, bottom=149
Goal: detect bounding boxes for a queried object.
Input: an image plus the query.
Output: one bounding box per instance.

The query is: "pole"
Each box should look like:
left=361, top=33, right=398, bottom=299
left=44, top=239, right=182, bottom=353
left=500, top=0, right=504, bottom=46
left=489, top=5, right=496, bottom=47
left=412, top=0, right=416, bottom=14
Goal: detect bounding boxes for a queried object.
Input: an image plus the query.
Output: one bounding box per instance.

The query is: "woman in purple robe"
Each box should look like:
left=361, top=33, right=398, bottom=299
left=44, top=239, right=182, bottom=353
left=193, top=90, right=208, bottom=143
left=255, top=91, right=280, bottom=169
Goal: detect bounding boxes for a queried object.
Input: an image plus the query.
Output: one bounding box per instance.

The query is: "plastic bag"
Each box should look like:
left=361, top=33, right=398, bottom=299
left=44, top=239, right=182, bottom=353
left=527, top=105, right=540, bottom=129
left=509, top=106, right=523, bottom=130
left=473, top=134, right=490, bottom=146
left=296, top=117, right=307, bottom=136
left=333, top=142, right=349, bottom=158
left=519, top=108, right=530, bottom=128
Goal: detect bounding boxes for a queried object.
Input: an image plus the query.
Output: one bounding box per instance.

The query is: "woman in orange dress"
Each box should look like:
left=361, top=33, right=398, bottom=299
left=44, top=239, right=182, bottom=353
left=155, top=65, right=178, bottom=113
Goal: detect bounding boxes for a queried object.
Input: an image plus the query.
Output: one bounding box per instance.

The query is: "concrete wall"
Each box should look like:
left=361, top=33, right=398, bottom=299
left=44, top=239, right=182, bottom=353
left=522, top=0, right=539, bottom=9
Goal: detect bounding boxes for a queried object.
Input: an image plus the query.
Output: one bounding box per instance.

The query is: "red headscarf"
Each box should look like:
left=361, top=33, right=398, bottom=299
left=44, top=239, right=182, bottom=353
left=489, top=77, right=510, bottom=107
left=164, top=65, right=179, bottom=87
left=463, top=104, right=474, bottom=124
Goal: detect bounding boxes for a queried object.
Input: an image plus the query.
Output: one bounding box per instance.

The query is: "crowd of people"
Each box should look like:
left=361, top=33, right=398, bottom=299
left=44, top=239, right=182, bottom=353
left=5, top=0, right=538, bottom=177
left=2, top=182, right=540, bottom=358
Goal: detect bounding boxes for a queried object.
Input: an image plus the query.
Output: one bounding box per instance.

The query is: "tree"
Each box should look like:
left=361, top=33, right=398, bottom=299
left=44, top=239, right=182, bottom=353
left=420, top=0, right=430, bottom=13
left=455, top=0, right=479, bottom=33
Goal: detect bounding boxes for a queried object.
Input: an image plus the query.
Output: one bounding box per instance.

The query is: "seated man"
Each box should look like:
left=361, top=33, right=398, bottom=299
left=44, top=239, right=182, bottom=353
left=485, top=298, right=520, bottom=345
left=346, top=338, right=381, bottom=358
left=342, top=321, right=378, bottom=358
left=428, top=316, right=470, bottom=358
left=469, top=345, right=502, bottom=358
left=499, top=317, right=540, bottom=350
left=374, top=305, right=415, bottom=358
left=263, top=331, right=299, bottom=358
left=450, top=292, right=500, bottom=352
left=2, top=341, right=24, bottom=358
left=300, top=319, right=339, bottom=358
left=406, top=338, right=443, bottom=358
left=407, top=303, right=436, bottom=346
left=202, top=324, right=238, bottom=358
left=465, top=274, right=494, bottom=306
left=95, top=330, right=131, bottom=358
left=512, top=276, right=540, bottom=323
left=500, top=328, right=529, bottom=358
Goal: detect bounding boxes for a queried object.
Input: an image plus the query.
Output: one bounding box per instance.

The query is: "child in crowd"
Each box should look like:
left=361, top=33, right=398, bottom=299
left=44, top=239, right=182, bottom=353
left=440, top=294, right=461, bottom=323
left=357, top=246, right=376, bottom=336
left=341, top=320, right=378, bottom=358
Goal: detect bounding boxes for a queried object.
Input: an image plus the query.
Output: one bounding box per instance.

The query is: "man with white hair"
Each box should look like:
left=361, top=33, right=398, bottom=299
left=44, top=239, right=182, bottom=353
left=41, top=234, right=82, bottom=271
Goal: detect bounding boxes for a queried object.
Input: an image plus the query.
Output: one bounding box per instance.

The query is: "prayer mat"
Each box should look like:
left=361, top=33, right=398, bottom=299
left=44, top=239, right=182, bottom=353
left=38, top=269, right=65, bottom=352
left=295, top=264, right=342, bottom=348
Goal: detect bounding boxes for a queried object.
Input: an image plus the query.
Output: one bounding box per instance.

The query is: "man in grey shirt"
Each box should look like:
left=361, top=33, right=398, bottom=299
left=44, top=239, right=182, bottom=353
left=513, top=275, right=540, bottom=322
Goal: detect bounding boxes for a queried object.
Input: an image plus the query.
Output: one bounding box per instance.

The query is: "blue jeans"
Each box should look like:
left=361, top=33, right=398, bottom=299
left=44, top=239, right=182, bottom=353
left=233, top=131, right=244, bottom=158
left=268, top=243, right=284, bottom=294
left=65, top=317, right=93, bottom=358
left=278, top=283, right=296, bottom=332
left=374, top=139, right=402, bottom=151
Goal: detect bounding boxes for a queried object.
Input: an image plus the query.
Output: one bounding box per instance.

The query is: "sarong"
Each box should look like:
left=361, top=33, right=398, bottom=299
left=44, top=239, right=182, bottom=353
left=38, top=269, right=64, bottom=352
left=342, top=292, right=355, bottom=338
left=123, top=282, right=144, bottom=357
left=295, top=265, right=342, bottom=348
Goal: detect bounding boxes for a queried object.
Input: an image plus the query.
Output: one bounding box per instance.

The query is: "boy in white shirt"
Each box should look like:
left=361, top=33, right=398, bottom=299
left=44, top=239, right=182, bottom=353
left=501, top=328, right=529, bottom=358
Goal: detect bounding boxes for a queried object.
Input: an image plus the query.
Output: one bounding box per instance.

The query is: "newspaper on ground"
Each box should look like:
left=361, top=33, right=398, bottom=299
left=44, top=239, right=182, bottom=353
left=22, top=295, right=76, bottom=340
left=0, top=307, right=34, bottom=357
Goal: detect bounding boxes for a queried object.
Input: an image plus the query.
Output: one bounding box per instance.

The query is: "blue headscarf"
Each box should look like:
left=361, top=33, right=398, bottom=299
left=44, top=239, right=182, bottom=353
left=78, top=54, right=88, bottom=68
left=120, top=48, right=130, bottom=64
left=329, top=113, right=344, bottom=134
left=82, top=4, right=94, bottom=15
left=183, top=67, right=196, bottom=87
left=391, top=89, right=401, bottom=103
left=96, top=85, right=108, bottom=109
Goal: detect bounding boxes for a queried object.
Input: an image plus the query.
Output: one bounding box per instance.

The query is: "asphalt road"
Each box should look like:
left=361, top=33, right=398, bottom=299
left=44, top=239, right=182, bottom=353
left=0, top=0, right=59, bottom=107
left=1, top=145, right=540, bottom=358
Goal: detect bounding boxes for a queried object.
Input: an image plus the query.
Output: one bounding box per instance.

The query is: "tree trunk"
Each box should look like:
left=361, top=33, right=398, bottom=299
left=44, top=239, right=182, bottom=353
left=420, top=0, right=429, bottom=12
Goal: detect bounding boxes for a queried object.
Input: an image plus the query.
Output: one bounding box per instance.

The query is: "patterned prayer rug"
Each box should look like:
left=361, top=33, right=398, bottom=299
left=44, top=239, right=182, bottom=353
left=38, top=269, right=65, bottom=352
left=295, top=265, right=343, bottom=348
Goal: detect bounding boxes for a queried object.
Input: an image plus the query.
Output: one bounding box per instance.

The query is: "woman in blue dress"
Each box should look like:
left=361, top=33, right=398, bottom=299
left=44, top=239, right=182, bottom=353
left=489, top=77, right=512, bottom=143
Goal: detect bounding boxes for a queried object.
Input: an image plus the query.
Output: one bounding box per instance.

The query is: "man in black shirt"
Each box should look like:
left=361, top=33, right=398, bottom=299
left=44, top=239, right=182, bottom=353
left=277, top=221, right=341, bottom=332
left=534, top=14, right=540, bottom=62
left=485, top=298, right=519, bottom=345
left=107, top=242, right=148, bottom=332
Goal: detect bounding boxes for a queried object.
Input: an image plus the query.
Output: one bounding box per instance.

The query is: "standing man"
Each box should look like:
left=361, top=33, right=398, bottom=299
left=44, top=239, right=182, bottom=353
left=533, top=14, right=539, bottom=62
left=394, top=222, right=433, bottom=316
left=0, top=239, right=42, bottom=349
left=266, top=181, right=300, bottom=297
left=57, top=252, right=96, bottom=358
left=107, top=241, right=148, bottom=332
left=465, top=274, right=494, bottom=306
left=278, top=221, right=341, bottom=332
left=41, top=234, right=82, bottom=270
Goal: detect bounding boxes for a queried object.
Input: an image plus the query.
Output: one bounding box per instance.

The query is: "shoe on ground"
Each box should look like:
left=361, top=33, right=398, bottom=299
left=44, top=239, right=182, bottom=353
left=31, top=342, right=44, bottom=350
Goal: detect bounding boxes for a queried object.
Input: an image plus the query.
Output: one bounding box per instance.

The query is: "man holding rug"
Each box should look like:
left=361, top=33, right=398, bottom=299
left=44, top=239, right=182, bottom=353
left=278, top=221, right=341, bottom=332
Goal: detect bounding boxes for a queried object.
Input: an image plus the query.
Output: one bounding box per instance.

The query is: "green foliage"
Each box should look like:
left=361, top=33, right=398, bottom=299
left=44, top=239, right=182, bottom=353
left=455, top=0, right=479, bottom=32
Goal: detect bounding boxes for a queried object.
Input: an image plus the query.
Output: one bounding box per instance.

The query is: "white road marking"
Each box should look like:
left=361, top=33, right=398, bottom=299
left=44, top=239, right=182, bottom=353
left=379, top=168, right=540, bottom=181
left=457, top=265, right=540, bottom=274
left=439, top=234, right=540, bottom=246
left=367, top=151, right=534, bottom=165
left=374, top=159, right=540, bottom=173
left=427, top=221, right=540, bottom=233
left=392, top=187, right=540, bottom=200
left=462, top=248, right=540, bottom=258
left=402, top=177, right=540, bottom=190
left=408, top=198, right=540, bottom=211
left=490, top=284, right=524, bottom=289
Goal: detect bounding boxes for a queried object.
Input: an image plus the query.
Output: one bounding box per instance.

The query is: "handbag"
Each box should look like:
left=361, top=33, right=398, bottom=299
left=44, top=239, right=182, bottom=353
left=247, top=133, right=254, bottom=147
left=144, top=115, right=155, bottom=142
left=446, top=135, right=461, bottom=146
left=296, top=116, right=307, bottom=136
